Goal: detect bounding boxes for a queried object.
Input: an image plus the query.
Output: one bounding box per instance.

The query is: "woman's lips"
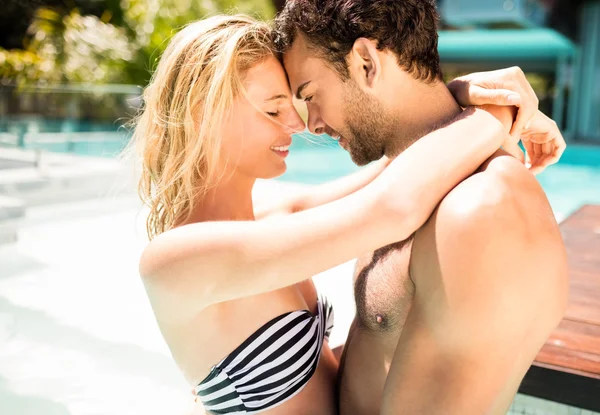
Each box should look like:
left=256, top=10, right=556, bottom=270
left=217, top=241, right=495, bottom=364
left=271, top=149, right=289, bottom=158
left=270, top=144, right=291, bottom=158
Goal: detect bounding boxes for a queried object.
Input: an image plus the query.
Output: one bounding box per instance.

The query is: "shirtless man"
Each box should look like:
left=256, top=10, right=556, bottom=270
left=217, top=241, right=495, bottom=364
left=274, top=1, right=569, bottom=413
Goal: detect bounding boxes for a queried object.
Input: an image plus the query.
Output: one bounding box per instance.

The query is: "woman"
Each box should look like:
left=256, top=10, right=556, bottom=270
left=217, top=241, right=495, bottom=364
left=130, top=15, right=555, bottom=415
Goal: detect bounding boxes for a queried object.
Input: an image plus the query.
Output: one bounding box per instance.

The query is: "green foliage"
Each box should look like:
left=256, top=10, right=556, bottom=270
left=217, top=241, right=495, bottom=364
left=0, top=0, right=276, bottom=86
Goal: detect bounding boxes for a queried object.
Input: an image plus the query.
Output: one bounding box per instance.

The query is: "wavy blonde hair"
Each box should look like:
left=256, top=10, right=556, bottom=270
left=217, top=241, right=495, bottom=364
left=126, top=15, right=275, bottom=240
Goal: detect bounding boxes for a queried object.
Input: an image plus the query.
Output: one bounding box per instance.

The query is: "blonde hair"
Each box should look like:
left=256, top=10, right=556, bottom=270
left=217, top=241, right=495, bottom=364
left=126, top=15, right=275, bottom=240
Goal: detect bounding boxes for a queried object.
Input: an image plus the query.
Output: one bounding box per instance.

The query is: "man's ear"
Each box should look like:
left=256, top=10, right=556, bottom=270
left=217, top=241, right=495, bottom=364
left=348, top=38, right=381, bottom=90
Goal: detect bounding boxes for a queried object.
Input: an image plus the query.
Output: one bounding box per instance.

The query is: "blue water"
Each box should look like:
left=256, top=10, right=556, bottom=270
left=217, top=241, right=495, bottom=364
left=0, top=118, right=129, bottom=157
left=280, top=136, right=600, bottom=220
left=2, top=117, right=599, bottom=219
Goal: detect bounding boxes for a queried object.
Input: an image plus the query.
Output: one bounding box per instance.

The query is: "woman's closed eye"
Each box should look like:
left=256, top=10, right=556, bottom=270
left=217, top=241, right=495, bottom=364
left=304, top=95, right=314, bottom=103
left=266, top=111, right=279, bottom=117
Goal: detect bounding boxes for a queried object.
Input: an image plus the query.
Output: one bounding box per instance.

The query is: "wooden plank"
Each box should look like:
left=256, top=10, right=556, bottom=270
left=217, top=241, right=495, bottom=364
left=535, top=344, right=600, bottom=375
left=557, top=205, right=600, bottom=333
left=545, top=319, right=600, bottom=355
left=521, top=205, right=600, bottom=409
left=565, top=299, right=600, bottom=326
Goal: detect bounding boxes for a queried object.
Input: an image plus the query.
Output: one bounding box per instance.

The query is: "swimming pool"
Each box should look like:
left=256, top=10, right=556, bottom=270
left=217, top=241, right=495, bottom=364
left=1, top=117, right=599, bottom=220
left=280, top=137, right=600, bottom=221
left=0, top=118, right=129, bottom=157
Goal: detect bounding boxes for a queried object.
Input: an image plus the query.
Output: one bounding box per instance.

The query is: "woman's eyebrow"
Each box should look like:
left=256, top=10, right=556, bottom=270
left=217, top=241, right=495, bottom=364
left=264, top=94, right=289, bottom=102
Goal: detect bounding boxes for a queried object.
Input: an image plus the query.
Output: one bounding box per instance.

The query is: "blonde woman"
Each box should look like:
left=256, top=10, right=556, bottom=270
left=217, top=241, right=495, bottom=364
left=131, top=15, right=550, bottom=415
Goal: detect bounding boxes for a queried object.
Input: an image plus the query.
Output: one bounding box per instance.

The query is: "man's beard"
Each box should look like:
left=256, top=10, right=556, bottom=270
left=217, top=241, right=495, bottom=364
left=340, top=81, right=424, bottom=165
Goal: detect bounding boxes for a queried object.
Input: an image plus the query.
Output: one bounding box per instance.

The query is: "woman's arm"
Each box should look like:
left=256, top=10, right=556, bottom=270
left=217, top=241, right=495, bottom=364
left=254, top=155, right=390, bottom=219
left=258, top=69, right=536, bottom=218
left=139, top=107, right=508, bottom=311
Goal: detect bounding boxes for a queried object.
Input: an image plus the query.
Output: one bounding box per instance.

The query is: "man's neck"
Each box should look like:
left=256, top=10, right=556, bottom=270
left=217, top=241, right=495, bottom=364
left=386, top=80, right=463, bottom=157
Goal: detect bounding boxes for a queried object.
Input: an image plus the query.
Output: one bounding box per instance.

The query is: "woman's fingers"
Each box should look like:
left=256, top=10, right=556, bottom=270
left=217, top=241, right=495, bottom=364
left=523, top=140, right=536, bottom=168
left=542, top=142, right=553, bottom=155
left=510, top=98, right=538, bottom=140
left=493, top=68, right=539, bottom=140
left=529, top=143, right=546, bottom=175
left=521, top=112, right=567, bottom=174
left=462, top=85, right=522, bottom=107
left=521, top=131, right=552, bottom=143
left=529, top=142, right=562, bottom=175
left=526, top=142, right=542, bottom=174
left=448, top=69, right=567, bottom=175
left=543, top=141, right=566, bottom=169
left=551, top=125, right=567, bottom=161
left=447, top=67, right=540, bottom=140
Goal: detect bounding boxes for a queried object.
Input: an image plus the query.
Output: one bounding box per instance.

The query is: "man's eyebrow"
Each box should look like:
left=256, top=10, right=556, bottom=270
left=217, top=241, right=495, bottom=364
left=264, top=94, right=289, bottom=101
left=295, top=81, right=311, bottom=100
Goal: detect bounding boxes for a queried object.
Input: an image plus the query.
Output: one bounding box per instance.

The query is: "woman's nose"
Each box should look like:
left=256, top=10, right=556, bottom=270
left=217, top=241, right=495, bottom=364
left=285, top=108, right=306, bottom=134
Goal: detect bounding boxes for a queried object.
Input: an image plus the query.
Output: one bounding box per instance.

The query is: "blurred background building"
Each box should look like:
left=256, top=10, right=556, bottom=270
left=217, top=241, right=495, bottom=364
left=0, top=0, right=598, bottom=149
left=436, top=0, right=599, bottom=144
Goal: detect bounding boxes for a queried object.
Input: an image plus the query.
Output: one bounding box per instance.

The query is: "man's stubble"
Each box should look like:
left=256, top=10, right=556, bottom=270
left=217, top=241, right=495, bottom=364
left=342, top=80, right=431, bottom=165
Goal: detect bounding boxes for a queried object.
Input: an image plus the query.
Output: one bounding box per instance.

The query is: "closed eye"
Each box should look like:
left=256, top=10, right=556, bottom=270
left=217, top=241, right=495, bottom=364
left=266, top=111, right=279, bottom=117
left=304, top=96, right=314, bottom=103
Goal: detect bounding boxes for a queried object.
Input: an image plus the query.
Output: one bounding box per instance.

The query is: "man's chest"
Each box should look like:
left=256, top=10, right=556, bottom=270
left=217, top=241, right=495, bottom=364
left=353, top=238, right=416, bottom=332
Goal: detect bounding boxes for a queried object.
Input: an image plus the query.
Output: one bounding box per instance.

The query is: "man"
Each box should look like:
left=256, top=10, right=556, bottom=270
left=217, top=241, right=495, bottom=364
left=274, top=1, right=568, bottom=413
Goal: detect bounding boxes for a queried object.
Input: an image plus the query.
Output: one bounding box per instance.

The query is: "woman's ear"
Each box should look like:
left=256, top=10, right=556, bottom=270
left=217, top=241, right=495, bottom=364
left=348, top=38, right=381, bottom=90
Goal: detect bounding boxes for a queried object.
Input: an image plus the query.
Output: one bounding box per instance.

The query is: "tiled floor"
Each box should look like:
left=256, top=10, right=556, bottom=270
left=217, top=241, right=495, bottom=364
left=508, top=394, right=599, bottom=415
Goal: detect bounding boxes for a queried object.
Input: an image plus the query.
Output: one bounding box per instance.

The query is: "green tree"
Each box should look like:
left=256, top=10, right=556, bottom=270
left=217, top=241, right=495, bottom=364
left=0, top=0, right=276, bottom=86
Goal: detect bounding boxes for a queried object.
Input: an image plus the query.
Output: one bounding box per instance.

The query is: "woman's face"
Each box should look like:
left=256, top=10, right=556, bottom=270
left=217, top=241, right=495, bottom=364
left=220, top=56, right=306, bottom=180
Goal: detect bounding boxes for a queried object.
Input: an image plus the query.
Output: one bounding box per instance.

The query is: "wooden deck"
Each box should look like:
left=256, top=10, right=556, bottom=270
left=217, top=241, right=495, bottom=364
left=519, top=205, right=600, bottom=411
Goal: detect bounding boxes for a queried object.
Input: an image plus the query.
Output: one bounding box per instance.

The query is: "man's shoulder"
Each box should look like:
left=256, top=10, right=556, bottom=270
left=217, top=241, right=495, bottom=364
left=434, top=150, right=553, bottom=232
left=410, top=150, right=567, bottom=311
left=405, top=156, right=568, bottom=386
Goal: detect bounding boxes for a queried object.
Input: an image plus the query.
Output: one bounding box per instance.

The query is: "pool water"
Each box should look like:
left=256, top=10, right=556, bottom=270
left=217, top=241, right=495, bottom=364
left=280, top=136, right=600, bottom=221
left=2, top=116, right=599, bottom=220
left=0, top=118, right=129, bottom=157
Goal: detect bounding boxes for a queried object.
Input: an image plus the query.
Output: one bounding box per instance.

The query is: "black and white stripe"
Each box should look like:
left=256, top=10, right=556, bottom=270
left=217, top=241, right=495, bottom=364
left=196, top=296, right=334, bottom=414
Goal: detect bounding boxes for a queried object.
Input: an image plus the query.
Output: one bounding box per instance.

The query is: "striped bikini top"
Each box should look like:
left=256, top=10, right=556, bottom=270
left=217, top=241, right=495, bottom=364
left=195, top=295, right=334, bottom=414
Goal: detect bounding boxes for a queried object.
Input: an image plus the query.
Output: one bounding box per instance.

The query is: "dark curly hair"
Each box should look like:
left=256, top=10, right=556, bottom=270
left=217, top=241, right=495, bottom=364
left=273, top=0, right=442, bottom=83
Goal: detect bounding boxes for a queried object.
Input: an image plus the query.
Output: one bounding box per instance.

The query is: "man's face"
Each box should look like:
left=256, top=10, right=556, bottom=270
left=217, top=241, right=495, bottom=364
left=283, top=36, right=400, bottom=166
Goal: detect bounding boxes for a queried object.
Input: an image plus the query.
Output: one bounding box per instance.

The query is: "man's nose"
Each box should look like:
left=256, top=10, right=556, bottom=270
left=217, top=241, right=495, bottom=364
left=307, top=108, right=326, bottom=135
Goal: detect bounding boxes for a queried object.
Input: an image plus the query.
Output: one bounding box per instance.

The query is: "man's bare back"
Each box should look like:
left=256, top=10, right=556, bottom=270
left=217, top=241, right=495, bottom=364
left=338, top=150, right=568, bottom=414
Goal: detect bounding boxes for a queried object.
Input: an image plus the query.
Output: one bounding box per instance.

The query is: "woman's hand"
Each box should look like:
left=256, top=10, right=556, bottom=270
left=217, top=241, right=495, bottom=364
left=448, top=67, right=567, bottom=173
left=447, top=67, right=538, bottom=140
left=520, top=110, right=566, bottom=175
left=475, top=104, right=524, bottom=162
left=475, top=106, right=566, bottom=175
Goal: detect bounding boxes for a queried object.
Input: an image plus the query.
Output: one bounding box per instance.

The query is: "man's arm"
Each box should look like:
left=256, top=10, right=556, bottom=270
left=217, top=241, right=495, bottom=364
left=380, top=153, right=568, bottom=415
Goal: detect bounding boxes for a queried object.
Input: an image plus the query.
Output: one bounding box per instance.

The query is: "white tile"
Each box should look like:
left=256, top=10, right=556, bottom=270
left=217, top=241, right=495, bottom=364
left=554, top=404, right=569, bottom=415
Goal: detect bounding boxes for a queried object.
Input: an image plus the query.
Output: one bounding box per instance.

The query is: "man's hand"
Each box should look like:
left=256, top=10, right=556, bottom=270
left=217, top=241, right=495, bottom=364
left=521, top=110, right=566, bottom=175
left=447, top=67, right=539, bottom=140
